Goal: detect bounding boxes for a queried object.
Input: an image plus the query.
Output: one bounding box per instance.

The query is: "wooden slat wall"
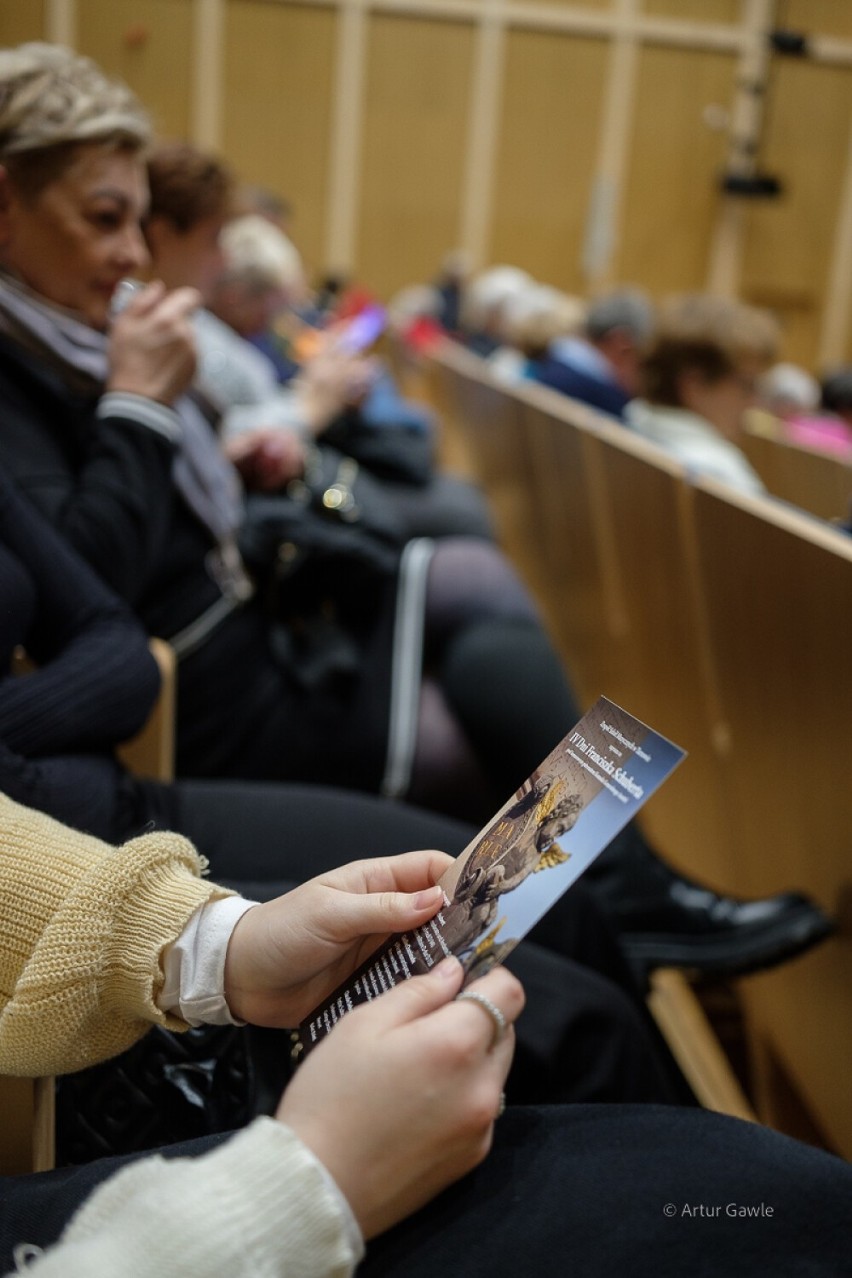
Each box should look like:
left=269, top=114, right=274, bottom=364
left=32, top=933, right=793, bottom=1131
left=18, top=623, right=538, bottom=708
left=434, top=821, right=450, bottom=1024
left=489, top=30, right=609, bottom=289
left=740, top=58, right=852, bottom=369
left=617, top=44, right=734, bottom=293
left=76, top=0, right=194, bottom=139
left=221, top=1, right=337, bottom=278
left=0, top=2, right=46, bottom=45
left=357, top=14, right=474, bottom=298
left=12, top=0, right=852, bottom=367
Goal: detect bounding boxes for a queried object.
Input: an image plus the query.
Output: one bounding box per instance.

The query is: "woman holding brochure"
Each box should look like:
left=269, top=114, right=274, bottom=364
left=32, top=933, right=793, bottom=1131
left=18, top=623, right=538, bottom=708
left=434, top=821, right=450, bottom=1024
left=1, top=792, right=850, bottom=1277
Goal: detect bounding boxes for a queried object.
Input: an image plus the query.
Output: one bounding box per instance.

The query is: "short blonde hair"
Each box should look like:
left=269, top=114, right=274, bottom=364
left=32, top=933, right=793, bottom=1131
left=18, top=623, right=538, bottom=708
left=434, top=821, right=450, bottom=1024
left=501, top=285, right=586, bottom=356
left=0, top=43, right=149, bottom=192
left=641, top=293, right=779, bottom=406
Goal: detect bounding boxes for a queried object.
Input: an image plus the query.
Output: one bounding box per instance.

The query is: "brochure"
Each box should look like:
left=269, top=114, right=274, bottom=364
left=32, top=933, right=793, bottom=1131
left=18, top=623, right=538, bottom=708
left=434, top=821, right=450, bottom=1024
left=291, top=695, right=685, bottom=1060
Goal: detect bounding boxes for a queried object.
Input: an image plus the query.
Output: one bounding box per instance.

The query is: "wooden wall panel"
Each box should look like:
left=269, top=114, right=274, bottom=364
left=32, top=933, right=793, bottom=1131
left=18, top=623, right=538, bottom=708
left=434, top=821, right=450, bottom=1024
left=357, top=15, right=474, bottom=299
left=740, top=60, right=852, bottom=370
left=76, top=0, right=193, bottom=139
left=513, top=0, right=612, bottom=9
left=490, top=30, right=609, bottom=290
left=223, top=2, right=335, bottom=281
left=618, top=44, right=734, bottom=294
left=785, top=1, right=852, bottom=41
left=642, top=0, right=740, bottom=20
left=0, top=2, right=46, bottom=46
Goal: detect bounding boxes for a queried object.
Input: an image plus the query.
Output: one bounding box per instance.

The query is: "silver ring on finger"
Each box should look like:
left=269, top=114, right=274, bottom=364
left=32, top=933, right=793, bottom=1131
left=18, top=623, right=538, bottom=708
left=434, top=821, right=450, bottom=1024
left=455, top=990, right=507, bottom=1049
left=496, top=1091, right=507, bottom=1119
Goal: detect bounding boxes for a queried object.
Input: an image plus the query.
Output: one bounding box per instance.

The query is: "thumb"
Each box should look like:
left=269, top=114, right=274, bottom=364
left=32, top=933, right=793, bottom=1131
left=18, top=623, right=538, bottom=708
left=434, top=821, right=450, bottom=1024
left=361, top=955, right=464, bottom=1031
left=329, top=883, right=447, bottom=940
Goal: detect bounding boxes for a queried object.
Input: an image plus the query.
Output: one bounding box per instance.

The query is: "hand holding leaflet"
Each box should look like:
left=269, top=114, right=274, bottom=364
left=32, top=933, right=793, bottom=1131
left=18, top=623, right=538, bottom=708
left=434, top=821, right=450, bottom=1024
left=292, top=695, right=685, bottom=1060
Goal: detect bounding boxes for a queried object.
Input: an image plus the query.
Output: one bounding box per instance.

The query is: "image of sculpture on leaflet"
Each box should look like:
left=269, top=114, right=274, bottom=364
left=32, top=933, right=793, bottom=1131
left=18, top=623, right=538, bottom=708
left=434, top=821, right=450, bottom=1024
left=293, top=696, right=685, bottom=1059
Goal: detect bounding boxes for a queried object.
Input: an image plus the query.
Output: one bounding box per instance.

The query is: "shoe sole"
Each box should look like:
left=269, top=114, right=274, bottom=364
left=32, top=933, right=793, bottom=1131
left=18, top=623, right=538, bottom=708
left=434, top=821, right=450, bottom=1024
left=619, top=912, right=834, bottom=981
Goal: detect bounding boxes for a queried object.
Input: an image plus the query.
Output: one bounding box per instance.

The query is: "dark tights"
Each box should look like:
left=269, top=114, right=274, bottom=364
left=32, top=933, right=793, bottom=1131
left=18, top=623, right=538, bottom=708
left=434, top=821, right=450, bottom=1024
left=409, top=538, right=579, bottom=821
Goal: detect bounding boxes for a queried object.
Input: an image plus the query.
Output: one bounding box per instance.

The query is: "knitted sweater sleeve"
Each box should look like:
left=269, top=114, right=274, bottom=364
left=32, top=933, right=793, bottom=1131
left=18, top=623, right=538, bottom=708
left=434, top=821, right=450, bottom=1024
left=14, top=1118, right=362, bottom=1278
left=0, top=794, right=234, bottom=1076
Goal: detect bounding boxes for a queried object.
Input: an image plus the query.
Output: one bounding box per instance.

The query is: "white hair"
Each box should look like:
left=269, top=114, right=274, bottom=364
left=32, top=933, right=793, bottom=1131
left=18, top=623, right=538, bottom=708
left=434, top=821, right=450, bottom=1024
left=501, top=284, right=586, bottom=351
left=462, top=264, right=535, bottom=334
left=759, top=362, right=820, bottom=414
left=218, top=214, right=305, bottom=296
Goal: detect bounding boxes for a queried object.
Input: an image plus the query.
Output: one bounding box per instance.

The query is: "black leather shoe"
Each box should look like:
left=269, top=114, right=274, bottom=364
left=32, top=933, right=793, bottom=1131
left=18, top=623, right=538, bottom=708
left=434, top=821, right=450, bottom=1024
left=586, top=834, right=833, bottom=980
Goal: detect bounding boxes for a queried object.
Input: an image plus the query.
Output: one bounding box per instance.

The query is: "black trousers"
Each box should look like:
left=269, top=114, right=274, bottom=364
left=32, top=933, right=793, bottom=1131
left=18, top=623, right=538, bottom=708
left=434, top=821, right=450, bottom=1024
left=3, top=1105, right=850, bottom=1276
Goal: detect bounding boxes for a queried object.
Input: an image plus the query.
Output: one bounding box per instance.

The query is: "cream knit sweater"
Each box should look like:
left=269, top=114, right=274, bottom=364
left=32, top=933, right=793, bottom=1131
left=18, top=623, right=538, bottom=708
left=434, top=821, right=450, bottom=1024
left=0, top=793, right=228, bottom=1076
left=0, top=795, right=361, bottom=1277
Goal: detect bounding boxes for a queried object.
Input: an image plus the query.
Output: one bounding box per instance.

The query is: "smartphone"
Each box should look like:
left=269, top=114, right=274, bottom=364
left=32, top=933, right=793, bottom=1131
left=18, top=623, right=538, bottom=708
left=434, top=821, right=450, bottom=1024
left=333, top=303, right=386, bottom=354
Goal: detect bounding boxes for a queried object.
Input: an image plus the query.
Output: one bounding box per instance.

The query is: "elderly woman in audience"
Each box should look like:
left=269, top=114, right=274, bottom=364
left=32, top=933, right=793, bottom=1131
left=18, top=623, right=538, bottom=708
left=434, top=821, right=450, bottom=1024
left=0, top=42, right=831, bottom=986
left=754, top=362, right=852, bottom=458
left=145, top=142, right=496, bottom=538
left=625, top=293, right=775, bottom=495
left=530, top=287, right=654, bottom=421
left=486, top=282, right=587, bottom=388
left=1, top=793, right=851, bottom=1277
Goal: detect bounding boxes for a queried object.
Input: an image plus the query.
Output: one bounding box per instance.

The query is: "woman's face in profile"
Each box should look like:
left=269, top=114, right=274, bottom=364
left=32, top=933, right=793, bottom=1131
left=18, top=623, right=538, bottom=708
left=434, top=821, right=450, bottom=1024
left=0, top=143, right=149, bottom=330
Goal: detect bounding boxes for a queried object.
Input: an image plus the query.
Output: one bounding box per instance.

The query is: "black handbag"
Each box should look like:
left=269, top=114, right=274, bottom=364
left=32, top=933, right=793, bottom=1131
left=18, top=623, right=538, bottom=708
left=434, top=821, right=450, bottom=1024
left=54, top=1025, right=257, bottom=1165
left=238, top=447, right=404, bottom=690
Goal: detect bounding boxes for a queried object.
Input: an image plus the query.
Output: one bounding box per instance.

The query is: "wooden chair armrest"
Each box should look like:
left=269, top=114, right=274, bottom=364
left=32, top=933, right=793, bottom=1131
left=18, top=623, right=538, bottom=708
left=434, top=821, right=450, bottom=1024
left=116, top=638, right=176, bottom=782
left=648, top=969, right=756, bottom=1123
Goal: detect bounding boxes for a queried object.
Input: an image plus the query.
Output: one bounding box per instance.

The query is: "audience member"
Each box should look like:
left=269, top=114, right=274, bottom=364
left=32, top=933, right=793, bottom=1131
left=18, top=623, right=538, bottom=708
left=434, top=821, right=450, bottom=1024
left=755, top=362, right=852, bottom=458
left=145, top=144, right=492, bottom=539
left=488, top=283, right=586, bottom=386
left=459, top=264, right=534, bottom=357
left=529, top=287, right=654, bottom=419
left=820, top=366, right=852, bottom=431
left=625, top=293, right=775, bottom=495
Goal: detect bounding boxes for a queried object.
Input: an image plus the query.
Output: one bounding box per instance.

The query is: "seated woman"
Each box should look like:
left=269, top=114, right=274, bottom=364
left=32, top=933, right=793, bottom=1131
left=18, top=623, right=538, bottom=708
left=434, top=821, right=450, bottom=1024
left=144, top=142, right=495, bottom=541
left=0, top=43, right=828, bottom=982
left=625, top=293, right=775, bottom=495
left=1, top=794, right=851, bottom=1278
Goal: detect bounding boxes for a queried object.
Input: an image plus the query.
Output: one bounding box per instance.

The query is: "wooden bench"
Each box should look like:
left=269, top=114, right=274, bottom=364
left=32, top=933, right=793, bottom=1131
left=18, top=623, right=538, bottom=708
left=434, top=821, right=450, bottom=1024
left=422, top=342, right=852, bottom=1148
left=740, top=427, right=852, bottom=525
left=422, top=347, right=760, bottom=1123
left=688, top=479, right=852, bottom=1152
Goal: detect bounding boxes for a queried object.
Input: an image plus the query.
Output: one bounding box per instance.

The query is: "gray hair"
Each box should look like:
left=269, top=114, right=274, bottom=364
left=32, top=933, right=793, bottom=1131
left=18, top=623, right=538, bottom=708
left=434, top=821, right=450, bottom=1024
left=0, top=43, right=150, bottom=163
left=585, top=288, right=655, bottom=346
left=218, top=214, right=305, bottom=296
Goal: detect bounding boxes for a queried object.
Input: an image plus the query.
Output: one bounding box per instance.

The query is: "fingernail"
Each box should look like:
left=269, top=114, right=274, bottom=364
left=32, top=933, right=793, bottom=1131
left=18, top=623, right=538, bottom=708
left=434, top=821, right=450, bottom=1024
left=413, top=885, right=443, bottom=910
left=434, top=956, right=462, bottom=980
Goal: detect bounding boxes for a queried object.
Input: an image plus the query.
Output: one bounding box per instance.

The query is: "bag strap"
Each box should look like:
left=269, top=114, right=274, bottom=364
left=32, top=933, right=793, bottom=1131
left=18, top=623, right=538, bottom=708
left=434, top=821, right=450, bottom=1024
left=381, top=537, right=435, bottom=799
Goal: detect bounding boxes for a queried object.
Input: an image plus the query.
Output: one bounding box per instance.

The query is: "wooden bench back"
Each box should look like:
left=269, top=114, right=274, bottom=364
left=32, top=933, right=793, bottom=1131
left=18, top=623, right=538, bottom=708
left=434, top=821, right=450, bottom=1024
left=426, top=343, right=851, bottom=1152
left=740, top=428, right=852, bottom=524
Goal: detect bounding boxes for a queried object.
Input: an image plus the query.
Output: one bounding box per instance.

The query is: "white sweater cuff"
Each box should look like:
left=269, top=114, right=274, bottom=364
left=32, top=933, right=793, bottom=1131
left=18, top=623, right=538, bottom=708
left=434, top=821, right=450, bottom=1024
left=97, top=393, right=182, bottom=444
left=158, top=897, right=259, bottom=1027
